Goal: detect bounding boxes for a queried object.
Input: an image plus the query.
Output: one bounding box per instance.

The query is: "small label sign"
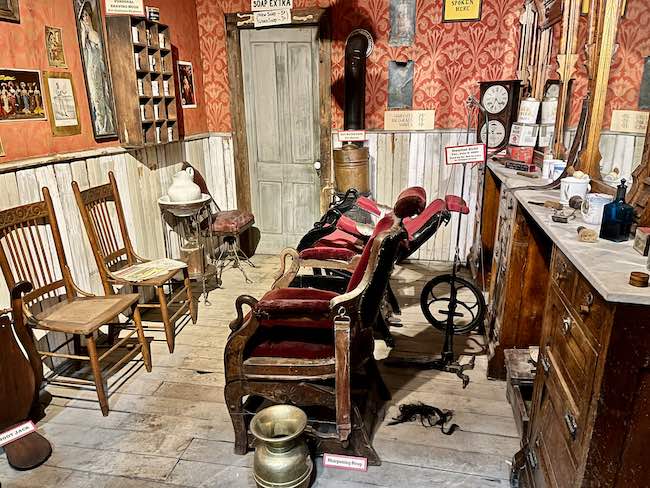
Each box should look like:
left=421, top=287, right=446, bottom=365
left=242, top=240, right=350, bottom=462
left=384, top=110, right=435, bottom=131
left=445, top=143, right=486, bottom=165
left=323, top=453, right=368, bottom=472
left=0, top=421, right=36, bottom=447
left=338, top=130, right=367, bottom=142
left=254, top=9, right=292, bottom=27
left=610, top=110, right=649, bottom=134
left=251, top=0, right=293, bottom=11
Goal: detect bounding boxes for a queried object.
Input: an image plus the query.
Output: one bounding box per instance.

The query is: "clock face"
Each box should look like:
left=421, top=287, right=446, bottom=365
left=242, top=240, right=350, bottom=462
left=480, top=121, right=507, bottom=148
left=483, top=85, right=509, bottom=114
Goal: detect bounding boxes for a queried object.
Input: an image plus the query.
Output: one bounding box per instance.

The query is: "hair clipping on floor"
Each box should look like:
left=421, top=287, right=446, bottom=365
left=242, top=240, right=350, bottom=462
left=388, top=402, right=459, bottom=435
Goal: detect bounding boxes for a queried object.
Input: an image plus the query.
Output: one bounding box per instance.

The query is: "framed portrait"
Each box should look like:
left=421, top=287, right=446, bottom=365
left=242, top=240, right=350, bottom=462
left=43, top=72, right=81, bottom=136
left=443, top=0, right=482, bottom=22
left=0, top=69, right=47, bottom=122
left=0, top=0, right=20, bottom=23
left=389, top=0, right=416, bottom=47
left=72, top=0, right=118, bottom=140
left=45, top=26, right=67, bottom=68
left=177, top=61, right=197, bottom=108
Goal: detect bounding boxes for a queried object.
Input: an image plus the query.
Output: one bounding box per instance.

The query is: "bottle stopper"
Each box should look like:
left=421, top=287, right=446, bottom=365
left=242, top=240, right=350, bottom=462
left=629, top=272, right=649, bottom=288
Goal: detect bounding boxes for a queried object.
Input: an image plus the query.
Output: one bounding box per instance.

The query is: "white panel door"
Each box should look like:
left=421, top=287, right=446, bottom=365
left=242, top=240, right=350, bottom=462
left=241, top=27, right=321, bottom=254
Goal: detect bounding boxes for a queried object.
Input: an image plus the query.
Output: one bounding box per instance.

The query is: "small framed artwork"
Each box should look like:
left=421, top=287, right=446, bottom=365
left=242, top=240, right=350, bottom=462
left=178, top=61, right=197, bottom=108
left=443, top=0, right=482, bottom=22
left=43, top=71, right=81, bottom=136
left=0, top=69, right=47, bottom=122
left=45, top=26, right=67, bottom=68
left=388, top=60, right=414, bottom=109
left=389, top=0, right=416, bottom=47
left=0, top=0, right=20, bottom=23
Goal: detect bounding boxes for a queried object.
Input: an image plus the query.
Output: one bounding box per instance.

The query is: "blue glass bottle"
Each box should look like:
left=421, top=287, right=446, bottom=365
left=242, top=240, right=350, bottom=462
left=599, top=179, right=634, bottom=242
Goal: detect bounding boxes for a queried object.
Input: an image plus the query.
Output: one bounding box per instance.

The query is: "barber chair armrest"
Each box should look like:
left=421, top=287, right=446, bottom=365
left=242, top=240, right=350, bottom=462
left=229, top=295, right=259, bottom=332
left=332, top=305, right=353, bottom=443
left=272, top=247, right=360, bottom=289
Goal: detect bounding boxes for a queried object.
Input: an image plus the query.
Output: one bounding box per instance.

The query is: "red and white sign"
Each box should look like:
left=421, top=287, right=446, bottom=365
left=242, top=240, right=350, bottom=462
left=0, top=421, right=36, bottom=447
left=445, top=143, right=486, bottom=165
left=338, top=130, right=367, bottom=143
left=323, top=453, right=368, bottom=472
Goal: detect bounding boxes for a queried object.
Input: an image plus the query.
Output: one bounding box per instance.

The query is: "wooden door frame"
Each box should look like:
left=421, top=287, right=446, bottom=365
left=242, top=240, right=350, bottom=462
left=225, top=8, right=332, bottom=213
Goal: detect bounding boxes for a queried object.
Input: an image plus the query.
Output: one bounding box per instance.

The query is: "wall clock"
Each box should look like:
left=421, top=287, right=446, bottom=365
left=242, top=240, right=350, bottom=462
left=476, top=80, right=522, bottom=151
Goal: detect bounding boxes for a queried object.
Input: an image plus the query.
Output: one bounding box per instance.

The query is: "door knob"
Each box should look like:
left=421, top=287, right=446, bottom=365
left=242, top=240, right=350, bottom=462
left=313, top=161, right=321, bottom=171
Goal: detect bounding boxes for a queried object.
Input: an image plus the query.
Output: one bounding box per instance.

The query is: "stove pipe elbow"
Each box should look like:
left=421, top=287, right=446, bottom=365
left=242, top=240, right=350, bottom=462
left=343, top=30, right=372, bottom=131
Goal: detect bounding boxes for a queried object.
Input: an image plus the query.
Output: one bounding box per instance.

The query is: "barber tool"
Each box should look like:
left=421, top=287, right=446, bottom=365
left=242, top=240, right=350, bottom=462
left=385, top=98, right=486, bottom=388
left=552, top=209, right=576, bottom=223
left=577, top=226, right=598, bottom=243
left=516, top=171, right=540, bottom=179
left=528, top=200, right=563, bottom=210
left=629, top=272, right=649, bottom=288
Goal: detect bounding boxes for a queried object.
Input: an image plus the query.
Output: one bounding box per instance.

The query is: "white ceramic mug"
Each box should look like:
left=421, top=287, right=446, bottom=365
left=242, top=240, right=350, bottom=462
left=560, top=176, right=591, bottom=205
left=581, top=193, right=613, bottom=225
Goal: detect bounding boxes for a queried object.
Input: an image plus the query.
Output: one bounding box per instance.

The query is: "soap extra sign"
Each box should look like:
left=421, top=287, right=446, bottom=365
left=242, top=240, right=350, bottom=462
left=251, top=0, right=293, bottom=10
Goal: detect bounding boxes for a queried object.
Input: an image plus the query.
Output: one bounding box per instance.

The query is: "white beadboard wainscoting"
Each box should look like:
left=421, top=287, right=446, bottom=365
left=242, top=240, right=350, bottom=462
left=0, top=133, right=236, bottom=310
left=334, top=129, right=479, bottom=263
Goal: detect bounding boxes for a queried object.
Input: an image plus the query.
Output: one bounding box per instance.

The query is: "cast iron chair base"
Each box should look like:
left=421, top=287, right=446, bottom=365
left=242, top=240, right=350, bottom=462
left=216, top=235, right=255, bottom=284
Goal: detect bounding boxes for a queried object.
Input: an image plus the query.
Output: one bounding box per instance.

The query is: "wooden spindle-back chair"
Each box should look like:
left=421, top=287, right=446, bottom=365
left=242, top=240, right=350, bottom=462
left=72, top=172, right=196, bottom=353
left=0, top=187, right=152, bottom=416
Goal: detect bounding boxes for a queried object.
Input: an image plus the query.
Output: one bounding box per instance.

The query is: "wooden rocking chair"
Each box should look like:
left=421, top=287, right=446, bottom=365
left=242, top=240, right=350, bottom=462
left=72, top=172, right=196, bottom=354
left=224, top=194, right=418, bottom=465
left=0, top=187, right=152, bottom=416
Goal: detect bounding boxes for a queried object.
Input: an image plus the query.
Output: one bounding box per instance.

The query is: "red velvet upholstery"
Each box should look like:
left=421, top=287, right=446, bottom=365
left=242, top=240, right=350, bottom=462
left=445, top=195, right=470, bottom=214
left=248, top=327, right=335, bottom=359
left=256, top=288, right=337, bottom=317
left=298, top=247, right=357, bottom=262
left=356, top=196, right=381, bottom=215
left=403, top=199, right=446, bottom=239
left=315, top=229, right=363, bottom=251
left=346, top=214, right=395, bottom=292
left=211, top=210, right=255, bottom=234
left=394, top=186, right=426, bottom=218
left=337, top=215, right=361, bottom=236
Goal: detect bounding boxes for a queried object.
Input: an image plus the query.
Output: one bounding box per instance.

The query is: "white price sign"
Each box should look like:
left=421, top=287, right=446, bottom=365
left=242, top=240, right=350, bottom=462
left=0, top=421, right=36, bottom=447
left=254, top=9, right=292, bottom=27
left=445, top=144, right=487, bottom=165
left=338, top=130, right=367, bottom=142
left=251, top=0, right=293, bottom=11
left=323, top=453, right=368, bottom=472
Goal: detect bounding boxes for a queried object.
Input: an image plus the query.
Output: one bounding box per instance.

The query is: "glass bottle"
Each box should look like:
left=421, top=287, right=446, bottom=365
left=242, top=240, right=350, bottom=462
left=599, top=179, right=634, bottom=242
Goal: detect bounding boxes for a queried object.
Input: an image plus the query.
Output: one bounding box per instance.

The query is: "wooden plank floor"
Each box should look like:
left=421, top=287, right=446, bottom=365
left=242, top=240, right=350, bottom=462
left=0, top=256, right=519, bottom=487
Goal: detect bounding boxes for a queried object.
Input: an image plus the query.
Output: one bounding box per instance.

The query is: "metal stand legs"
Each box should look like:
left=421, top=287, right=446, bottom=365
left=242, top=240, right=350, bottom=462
left=216, top=236, right=255, bottom=284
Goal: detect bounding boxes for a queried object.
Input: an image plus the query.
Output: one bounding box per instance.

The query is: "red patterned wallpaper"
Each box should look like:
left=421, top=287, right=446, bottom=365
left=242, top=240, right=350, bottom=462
left=195, top=0, right=523, bottom=131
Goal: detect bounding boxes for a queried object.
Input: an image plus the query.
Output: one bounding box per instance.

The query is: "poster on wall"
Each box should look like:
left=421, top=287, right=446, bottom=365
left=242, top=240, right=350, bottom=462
left=388, top=61, right=414, bottom=109
left=389, top=0, right=416, bottom=46
left=0, top=69, right=47, bottom=122
left=178, top=61, right=197, bottom=108
left=43, top=72, right=81, bottom=136
left=73, top=0, right=118, bottom=140
left=45, top=26, right=67, bottom=68
left=0, top=0, right=20, bottom=23
left=443, top=0, right=482, bottom=22
left=105, top=0, right=144, bottom=15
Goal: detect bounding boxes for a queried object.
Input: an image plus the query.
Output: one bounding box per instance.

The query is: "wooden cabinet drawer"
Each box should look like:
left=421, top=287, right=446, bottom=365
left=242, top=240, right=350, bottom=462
left=572, top=275, right=612, bottom=345
left=546, top=288, right=598, bottom=410
left=551, top=249, right=576, bottom=302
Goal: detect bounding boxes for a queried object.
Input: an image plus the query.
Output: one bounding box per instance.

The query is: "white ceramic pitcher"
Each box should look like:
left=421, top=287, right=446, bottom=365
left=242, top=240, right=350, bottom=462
left=167, top=167, right=202, bottom=202
left=560, top=176, right=591, bottom=206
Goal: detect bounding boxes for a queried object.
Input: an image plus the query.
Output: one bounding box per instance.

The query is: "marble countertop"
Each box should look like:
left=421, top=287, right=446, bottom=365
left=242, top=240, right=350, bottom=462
left=487, top=161, right=650, bottom=305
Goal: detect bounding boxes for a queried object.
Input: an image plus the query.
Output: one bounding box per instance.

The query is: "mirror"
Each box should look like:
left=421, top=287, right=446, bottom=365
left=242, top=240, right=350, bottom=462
left=597, top=0, right=650, bottom=187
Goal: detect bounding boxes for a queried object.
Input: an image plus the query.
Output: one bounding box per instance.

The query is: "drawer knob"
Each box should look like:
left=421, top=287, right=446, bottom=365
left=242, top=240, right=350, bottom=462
left=541, top=355, right=551, bottom=374
left=580, top=293, right=595, bottom=314
left=554, top=262, right=568, bottom=282
left=564, top=412, right=578, bottom=440
left=562, top=316, right=572, bottom=335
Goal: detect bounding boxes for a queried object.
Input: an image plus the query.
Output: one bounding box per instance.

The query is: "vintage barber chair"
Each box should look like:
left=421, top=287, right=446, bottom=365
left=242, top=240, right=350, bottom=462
left=223, top=195, right=419, bottom=465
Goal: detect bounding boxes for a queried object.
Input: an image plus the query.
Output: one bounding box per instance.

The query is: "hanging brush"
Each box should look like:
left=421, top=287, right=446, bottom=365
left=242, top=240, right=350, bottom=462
left=388, top=402, right=459, bottom=435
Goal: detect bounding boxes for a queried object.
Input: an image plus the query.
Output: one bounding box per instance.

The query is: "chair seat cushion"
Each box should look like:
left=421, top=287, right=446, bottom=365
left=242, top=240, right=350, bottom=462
left=210, top=210, right=254, bottom=234
left=314, top=230, right=363, bottom=251
left=298, top=247, right=357, bottom=262
left=247, top=327, right=334, bottom=359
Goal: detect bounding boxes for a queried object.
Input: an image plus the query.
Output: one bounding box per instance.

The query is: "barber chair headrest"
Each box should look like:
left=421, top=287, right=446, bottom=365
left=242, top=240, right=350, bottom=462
left=393, top=186, right=426, bottom=219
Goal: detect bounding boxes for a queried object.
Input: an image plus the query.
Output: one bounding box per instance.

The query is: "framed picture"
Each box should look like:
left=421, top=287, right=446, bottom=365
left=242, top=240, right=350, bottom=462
left=45, top=26, right=67, bottom=68
left=0, top=0, right=20, bottom=23
left=0, top=69, right=47, bottom=122
left=72, top=0, right=118, bottom=140
left=177, top=61, right=197, bottom=108
left=389, top=0, right=416, bottom=47
left=43, top=72, right=81, bottom=136
left=388, top=60, right=414, bottom=109
left=443, top=0, right=482, bottom=22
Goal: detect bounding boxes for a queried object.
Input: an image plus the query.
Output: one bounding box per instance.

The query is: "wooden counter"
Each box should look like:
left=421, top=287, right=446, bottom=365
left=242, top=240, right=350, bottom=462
left=483, top=162, right=650, bottom=487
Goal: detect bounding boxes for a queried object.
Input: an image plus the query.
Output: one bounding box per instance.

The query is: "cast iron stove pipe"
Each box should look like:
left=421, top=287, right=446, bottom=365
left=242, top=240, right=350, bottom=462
left=343, top=31, right=369, bottom=132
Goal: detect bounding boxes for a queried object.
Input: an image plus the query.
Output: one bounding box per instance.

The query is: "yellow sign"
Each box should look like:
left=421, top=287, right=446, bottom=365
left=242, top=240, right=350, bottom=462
left=610, top=110, right=649, bottom=134
left=443, top=0, right=482, bottom=22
